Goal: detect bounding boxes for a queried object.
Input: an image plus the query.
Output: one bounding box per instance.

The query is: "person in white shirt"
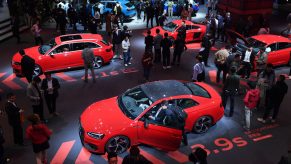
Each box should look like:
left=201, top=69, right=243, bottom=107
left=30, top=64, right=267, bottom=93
left=242, top=47, right=254, bottom=79
left=122, top=35, right=131, bottom=66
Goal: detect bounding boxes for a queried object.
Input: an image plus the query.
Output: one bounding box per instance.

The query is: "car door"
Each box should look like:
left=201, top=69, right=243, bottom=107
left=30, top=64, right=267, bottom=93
left=191, top=25, right=203, bottom=41
left=69, top=42, right=86, bottom=68
left=265, top=43, right=279, bottom=65
left=137, top=101, right=183, bottom=151
left=276, top=42, right=291, bottom=65
left=43, top=44, right=71, bottom=71
left=185, top=25, right=194, bottom=42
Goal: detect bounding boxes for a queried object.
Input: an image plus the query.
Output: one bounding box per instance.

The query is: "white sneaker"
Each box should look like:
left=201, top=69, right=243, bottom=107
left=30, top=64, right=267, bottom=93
left=128, top=62, right=132, bottom=65
left=124, top=64, right=128, bottom=67
left=120, top=56, right=123, bottom=59
left=113, top=55, right=118, bottom=59
left=167, top=66, right=171, bottom=69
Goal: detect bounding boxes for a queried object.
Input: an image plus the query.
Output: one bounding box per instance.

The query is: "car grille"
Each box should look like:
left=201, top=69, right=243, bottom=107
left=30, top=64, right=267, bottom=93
left=79, top=120, right=84, bottom=145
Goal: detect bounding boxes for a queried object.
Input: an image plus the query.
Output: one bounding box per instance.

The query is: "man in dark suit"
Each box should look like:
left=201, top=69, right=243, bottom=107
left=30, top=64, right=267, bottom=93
left=4, top=93, right=24, bottom=145
left=19, top=49, right=35, bottom=83
left=41, top=73, right=60, bottom=116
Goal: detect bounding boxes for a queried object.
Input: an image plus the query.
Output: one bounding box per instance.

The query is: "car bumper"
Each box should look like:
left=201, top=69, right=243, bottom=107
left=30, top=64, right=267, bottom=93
left=79, top=123, right=106, bottom=154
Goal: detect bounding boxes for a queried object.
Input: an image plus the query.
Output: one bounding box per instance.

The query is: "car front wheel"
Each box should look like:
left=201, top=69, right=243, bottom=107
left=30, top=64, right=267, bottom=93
left=93, top=56, right=103, bottom=69
left=33, top=64, right=42, bottom=77
left=193, top=116, right=212, bottom=134
left=105, top=135, right=130, bottom=154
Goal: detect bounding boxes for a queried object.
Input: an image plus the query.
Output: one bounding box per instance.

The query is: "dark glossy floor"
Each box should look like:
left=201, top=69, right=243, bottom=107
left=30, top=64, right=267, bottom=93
left=1, top=10, right=291, bottom=164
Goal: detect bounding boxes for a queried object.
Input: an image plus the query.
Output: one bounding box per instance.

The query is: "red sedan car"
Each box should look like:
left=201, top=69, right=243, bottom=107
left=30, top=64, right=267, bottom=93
left=150, top=20, right=206, bottom=43
left=227, top=30, right=291, bottom=66
left=79, top=80, right=224, bottom=154
left=12, top=33, right=113, bottom=76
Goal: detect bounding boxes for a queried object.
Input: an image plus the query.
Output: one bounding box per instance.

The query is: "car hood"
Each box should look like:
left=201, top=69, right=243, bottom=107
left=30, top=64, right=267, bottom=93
left=80, top=97, right=133, bottom=134
left=12, top=46, right=41, bottom=62
left=226, top=29, right=249, bottom=46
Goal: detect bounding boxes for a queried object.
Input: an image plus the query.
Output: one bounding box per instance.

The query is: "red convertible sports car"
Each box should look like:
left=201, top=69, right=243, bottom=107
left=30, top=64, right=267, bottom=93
left=150, top=20, right=206, bottom=43
left=227, top=30, right=291, bottom=66
left=12, top=33, right=113, bottom=76
left=79, top=80, right=224, bottom=154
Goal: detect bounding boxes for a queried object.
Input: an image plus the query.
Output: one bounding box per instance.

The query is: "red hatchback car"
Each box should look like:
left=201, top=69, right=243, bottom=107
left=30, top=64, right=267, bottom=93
left=150, top=20, right=206, bottom=43
left=227, top=30, right=291, bottom=66
left=12, top=33, right=113, bottom=76
left=79, top=80, right=224, bottom=154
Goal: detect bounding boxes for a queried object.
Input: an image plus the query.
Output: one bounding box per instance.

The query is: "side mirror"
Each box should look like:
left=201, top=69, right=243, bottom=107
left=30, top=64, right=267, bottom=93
left=144, top=118, right=149, bottom=128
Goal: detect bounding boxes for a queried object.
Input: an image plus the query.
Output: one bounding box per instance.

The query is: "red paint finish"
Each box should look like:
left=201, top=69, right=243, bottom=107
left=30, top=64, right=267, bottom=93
left=12, top=33, right=113, bottom=77
left=51, top=140, right=75, bottom=164
left=150, top=20, right=206, bottom=43
left=167, top=151, right=189, bottom=163
left=2, top=74, right=22, bottom=90
left=80, top=80, right=224, bottom=154
left=75, top=148, right=93, bottom=164
left=253, top=134, right=272, bottom=142
left=55, top=72, right=76, bottom=82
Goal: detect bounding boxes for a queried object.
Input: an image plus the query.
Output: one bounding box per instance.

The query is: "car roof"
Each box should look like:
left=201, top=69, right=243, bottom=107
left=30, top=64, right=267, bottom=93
left=251, top=34, right=291, bottom=45
left=141, top=80, right=191, bottom=101
left=55, top=33, right=102, bottom=45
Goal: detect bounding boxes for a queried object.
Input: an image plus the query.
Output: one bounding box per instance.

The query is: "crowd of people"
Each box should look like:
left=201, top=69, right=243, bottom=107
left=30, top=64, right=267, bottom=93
left=1, top=0, right=291, bottom=163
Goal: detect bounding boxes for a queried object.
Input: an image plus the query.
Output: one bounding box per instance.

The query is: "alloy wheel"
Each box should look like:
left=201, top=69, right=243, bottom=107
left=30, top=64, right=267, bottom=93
left=106, top=136, right=130, bottom=154
left=93, top=56, right=103, bottom=68
left=193, top=116, right=212, bottom=134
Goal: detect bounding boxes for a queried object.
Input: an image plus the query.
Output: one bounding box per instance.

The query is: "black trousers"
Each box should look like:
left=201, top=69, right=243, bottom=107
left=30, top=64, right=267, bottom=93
left=222, top=92, right=235, bottom=116
left=242, top=61, right=252, bottom=78
left=162, top=51, right=171, bottom=67
left=263, top=101, right=282, bottom=120
left=11, top=124, right=23, bottom=144
left=154, top=49, right=161, bottom=63
left=155, top=15, right=159, bottom=26
left=137, top=9, right=141, bottom=19
left=172, top=50, right=182, bottom=64
left=34, top=36, right=43, bottom=46
left=200, top=50, right=209, bottom=66
left=32, top=103, right=44, bottom=121
left=146, top=17, right=153, bottom=28
left=182, top=128, right=188, bottom=145
left=216, top=64, right=227, bottom=83
left=45, top=94, right=57, bottom=114
left=0, top=145, right=4, bottom=164
left=23, top=71, right=33, bottom=83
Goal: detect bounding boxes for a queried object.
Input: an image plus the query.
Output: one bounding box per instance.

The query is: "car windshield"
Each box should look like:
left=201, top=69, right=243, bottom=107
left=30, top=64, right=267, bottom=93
left=118, top=87, right=153, bottom=119
left=38, top=45, right=52, bottom=55
left=246, top=38, right=267, bottom=48
left=162, top=22, right=179, bottom=32
left=184, top=82, right=211, bottom=98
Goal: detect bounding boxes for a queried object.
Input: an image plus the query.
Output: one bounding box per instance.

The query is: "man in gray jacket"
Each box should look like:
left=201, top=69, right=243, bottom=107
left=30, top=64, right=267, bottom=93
left=153, top=29, right=163, bottom=63
left=27, top=76, right=45, bottom=121
left=82, top=45, right=96, bottom=83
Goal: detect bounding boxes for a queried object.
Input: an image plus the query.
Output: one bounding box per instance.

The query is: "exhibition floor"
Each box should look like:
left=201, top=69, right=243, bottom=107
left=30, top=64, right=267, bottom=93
left=1, top=11, right=291, bottom=163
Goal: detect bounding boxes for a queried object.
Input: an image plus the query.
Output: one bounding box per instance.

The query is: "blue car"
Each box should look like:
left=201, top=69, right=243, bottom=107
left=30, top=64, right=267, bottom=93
left=100, top=0, right=136, bottom=18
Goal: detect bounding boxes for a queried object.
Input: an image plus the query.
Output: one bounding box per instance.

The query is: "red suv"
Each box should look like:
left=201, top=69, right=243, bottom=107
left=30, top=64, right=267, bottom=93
left=12, top=33, right=113, bottom=76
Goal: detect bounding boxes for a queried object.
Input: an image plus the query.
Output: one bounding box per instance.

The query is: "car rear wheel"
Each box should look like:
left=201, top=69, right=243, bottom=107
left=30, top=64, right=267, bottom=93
left=105, top=135, right=130, bottom=154
left=193, top=116, right=212, bottom=134
left=33, top=64, right=42, bottom=77
left=93, top=56, right=103, bottom=69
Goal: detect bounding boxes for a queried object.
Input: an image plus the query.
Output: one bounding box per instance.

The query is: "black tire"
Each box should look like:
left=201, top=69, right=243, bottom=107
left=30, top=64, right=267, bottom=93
left=93, top=56, right=104, bottom=69
left=192, top=116, right=213, bottom=134
left=105, top=135, right=130, bottom=154
left=33, top=64, right=42, bottom=77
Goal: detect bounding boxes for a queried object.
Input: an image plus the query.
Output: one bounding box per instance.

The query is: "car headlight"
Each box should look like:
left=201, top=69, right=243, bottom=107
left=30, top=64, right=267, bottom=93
left=87, top=132, right=105, bottom=140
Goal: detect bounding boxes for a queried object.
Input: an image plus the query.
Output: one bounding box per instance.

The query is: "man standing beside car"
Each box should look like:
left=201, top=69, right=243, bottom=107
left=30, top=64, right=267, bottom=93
left=82, top=45, right=96, bottom=83
left=20, top=49, right=35, bottom=83
left=41, top=73, right=60, bottom=117
left=114, top=2, right=123, bottom=27
left=153, top=28, right=163, bottom=63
